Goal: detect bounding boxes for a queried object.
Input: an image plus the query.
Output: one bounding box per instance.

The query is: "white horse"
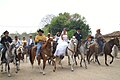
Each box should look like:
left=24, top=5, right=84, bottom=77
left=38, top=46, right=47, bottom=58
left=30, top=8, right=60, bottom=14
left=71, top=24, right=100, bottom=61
left=111, top=45, right=119, bottom=58
left=67, top=37, right=77, bottom=71
left=0, top=42, right=20, bottom=77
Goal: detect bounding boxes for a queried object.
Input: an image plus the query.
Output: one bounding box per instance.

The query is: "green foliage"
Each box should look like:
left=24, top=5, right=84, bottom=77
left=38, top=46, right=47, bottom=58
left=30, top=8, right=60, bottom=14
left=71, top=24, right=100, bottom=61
left=43, top=12, right=91, bottom=39
left=67, top=29, right=76, bottom=39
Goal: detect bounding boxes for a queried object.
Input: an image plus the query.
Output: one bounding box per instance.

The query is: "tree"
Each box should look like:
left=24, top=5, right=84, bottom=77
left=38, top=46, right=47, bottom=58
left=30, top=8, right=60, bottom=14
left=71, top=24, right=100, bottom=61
left=40, top=14, right=55, bottom=28
left=42, top=12, right=91, bottom=39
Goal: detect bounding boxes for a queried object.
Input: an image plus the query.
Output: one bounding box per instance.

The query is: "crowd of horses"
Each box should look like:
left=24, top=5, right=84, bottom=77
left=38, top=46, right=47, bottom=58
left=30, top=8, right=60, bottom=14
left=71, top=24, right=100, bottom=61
left=0, top=37, right=119, bottom=77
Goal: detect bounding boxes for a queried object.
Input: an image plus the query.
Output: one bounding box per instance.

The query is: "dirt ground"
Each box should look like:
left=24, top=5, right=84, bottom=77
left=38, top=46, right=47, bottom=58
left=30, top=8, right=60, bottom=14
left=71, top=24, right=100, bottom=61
left=0, top=52, right=120, bottom=80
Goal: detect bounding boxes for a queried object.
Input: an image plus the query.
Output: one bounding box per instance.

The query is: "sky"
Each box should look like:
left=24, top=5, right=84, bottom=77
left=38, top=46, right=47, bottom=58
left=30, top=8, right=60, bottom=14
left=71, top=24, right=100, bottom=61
left=0, top=0, right=120, bottom=36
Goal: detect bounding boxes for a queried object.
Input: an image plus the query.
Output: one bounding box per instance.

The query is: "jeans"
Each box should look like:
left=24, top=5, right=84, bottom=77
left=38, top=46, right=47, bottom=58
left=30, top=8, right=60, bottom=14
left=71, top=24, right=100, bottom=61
left=97, top=39, right=104, bottom=53
left=36, top=42, right=42, bottom=57
left=1, top=46, right=7, bottom=61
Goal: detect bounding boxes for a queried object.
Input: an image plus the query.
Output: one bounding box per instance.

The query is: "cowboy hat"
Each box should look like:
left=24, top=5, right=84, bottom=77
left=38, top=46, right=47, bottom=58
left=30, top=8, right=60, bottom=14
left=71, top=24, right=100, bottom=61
left=29, top=34, right=32, bottom=36
left=96, top=29, right=100, bottom=32
left=76, top=27, right=81, bottom=30
left=3, top=30, right=9, bottom=35
left=37, top=29, right=44, bottom=33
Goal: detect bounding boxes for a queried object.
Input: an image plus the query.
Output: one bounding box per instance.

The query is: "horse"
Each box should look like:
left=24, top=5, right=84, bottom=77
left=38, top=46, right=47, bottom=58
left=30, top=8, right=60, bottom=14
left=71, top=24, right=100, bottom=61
left=111, top=45, right=119, bottom=58
left=78, top=40, right=87, bottom=69
left=104, top=38, right=119, bottom=66
left=22, top=43, right=29, bottom=62
left=30, top=38, right=55, bottom=75
left=0, top=42, right=19, bottom=77
left=15, top=45, right=24, bottom=69
left=86, top=39, right=101, bottom=65
left=66, top=37, right=77, bottom=71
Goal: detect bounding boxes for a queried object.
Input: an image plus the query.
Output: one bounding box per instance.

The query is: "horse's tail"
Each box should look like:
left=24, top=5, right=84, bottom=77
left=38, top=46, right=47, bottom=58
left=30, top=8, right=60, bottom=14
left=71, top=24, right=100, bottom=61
left=29, top=48, right=33, bottom=65
left=29, top=46, right=36, bottom=66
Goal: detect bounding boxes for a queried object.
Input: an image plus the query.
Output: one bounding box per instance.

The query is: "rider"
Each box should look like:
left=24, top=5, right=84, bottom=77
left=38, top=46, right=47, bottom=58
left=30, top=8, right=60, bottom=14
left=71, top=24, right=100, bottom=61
left=73, top=27, right=82, bottom=55
left=46, top=33, right=53, bottom=40
left=35, top=29, right=46, bottom=59
left=54, top=28, right=68, bottom=58
left=0, top=30, right=12, bottom=63
left=11, top=35, right=22, bottom=49
left=54, top=32, right=61, bottom=43
left=22, top=36, right=27, bottom=48
left=28, top=34, right=34, bottom=46
left=95, top=29, right=105, bottom=55
left=85, top=35, right=94, bottom=51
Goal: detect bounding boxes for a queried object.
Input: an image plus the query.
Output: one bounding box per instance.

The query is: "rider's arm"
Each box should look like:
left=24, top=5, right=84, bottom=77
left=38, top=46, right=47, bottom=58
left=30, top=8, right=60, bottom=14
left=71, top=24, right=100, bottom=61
left=8, top=37, right=13, bottom=43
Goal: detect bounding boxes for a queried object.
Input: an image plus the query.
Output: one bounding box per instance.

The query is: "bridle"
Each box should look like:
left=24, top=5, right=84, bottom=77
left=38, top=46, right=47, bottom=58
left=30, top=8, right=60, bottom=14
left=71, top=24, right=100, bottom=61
left=67, top=41, right=76, bottom=54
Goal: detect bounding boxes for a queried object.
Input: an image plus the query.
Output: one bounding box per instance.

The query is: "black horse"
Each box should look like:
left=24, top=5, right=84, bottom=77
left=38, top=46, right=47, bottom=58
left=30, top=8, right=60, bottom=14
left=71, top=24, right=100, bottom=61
left=104, top=37, right=119, bottom=66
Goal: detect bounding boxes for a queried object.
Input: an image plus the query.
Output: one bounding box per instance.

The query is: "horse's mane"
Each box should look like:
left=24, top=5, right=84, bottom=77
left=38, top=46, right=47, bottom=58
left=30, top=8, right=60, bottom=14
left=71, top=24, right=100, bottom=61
left=108, top=39, right=115, bottom=45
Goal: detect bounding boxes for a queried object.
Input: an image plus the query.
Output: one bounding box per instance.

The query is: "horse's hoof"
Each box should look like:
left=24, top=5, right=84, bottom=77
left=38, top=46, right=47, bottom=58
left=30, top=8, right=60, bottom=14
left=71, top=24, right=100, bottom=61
left=18, top=69, right=20, bottom=71
left=85, top=67, right=87, bottom=69
left=8, top=74, right=11, bottom=77
left=98, top=63, right=101, bottom=65
left=53, top=69, right=55, bottom=72
left=71, top=69, right=74, bottom=72
left=105, top=63, right=109, bottom=66
left=110, top=62, right=112, bottom=64
left=43, top=72, right=46, bottom=75
left=1, top=70, right=3, bottom=72
left=80, top=65, right=82, bottom=67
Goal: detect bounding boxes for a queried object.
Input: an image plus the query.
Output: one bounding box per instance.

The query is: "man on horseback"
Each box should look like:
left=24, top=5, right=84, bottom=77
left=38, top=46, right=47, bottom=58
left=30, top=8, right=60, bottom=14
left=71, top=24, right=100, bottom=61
left=85, top=35, right=94, bottom=51
left=95, top=29, right=105, bottom=55
left=10, top=35, right=22, bottom=61
left=0, top=30, right=12, bottom=63
left=11, top=36, right=22, bottom=48
left=73, top=27, right=82, bottom=48
left=73, top=27, right=82, bottom=57
left=35, top=29, right=46, bottom=59
left=28, top=34, right=34, bottom=47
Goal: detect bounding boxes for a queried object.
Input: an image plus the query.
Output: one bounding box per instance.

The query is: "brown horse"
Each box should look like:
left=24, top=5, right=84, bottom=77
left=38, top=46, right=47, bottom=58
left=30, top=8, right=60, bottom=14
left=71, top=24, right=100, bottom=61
left=86, top=40, right=101, bottom=65
left=104, top=38, right=119, bottom=66
left=30, top=38, right=55, bottom=75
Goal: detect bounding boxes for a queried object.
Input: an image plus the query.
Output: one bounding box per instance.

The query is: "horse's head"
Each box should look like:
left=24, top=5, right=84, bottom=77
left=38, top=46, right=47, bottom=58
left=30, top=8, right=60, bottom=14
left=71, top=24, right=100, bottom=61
left=70, top=36, right=78, bottom=46
left=17, top=46, right=24, bottom=54
left=4, top=42, right=10, bottom=49
left=113, top=37, right=119, bottom=47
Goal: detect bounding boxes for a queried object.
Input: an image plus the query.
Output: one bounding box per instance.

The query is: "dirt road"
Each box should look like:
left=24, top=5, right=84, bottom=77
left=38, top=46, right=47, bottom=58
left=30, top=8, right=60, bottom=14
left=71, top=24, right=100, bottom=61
left=0, top=53, right=120, bottom=80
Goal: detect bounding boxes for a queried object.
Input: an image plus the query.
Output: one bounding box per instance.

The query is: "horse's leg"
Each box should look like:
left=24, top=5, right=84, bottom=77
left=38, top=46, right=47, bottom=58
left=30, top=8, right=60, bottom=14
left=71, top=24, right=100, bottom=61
left=42, top=53, right=47, bottom=75
left=59, top=59, right=63, bottom=69
left=70, top=55, right=74, bottom=71
left=105, top=53, right=109, bottom=66
left=84, top=58, right=87, bottom=69
left=5, top=63, right=7, bottom=71
left=8, top=63, right=11, bottom=77
left=95, top=54, right=101, bottom=65
left=49, top=57, right=56, bottom=72
left=80, top=57, right=83, bottom=67
left=109, top=53, right=114, bottom=64
left=74, top=55, right=77, bottom=65
left=68, top=55, right=71, bottom=65
left=38, top=56, right=42, bottom=73
left=53, top=58, right=56, bottom=72
left=87, top=51, right=91, bottom=64
left=1, top=64, right=3, bottom=72
left=80, top=53, right=87, bottom=69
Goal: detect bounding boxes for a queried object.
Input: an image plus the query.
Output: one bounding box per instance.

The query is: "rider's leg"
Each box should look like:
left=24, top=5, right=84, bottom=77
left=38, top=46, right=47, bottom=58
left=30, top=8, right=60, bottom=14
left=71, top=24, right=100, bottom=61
left=1, top=47, right=7, bottom=62
left=36, top=42, right=42, bottom=58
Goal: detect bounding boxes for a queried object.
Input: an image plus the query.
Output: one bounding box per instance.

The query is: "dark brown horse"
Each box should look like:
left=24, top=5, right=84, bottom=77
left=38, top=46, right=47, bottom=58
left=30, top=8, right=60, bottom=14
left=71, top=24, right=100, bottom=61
left=104, top=38, right=119, bottom=66
left=87, top=38, right=119, bottom=66
left=29, top=38, right=55, bottom=75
